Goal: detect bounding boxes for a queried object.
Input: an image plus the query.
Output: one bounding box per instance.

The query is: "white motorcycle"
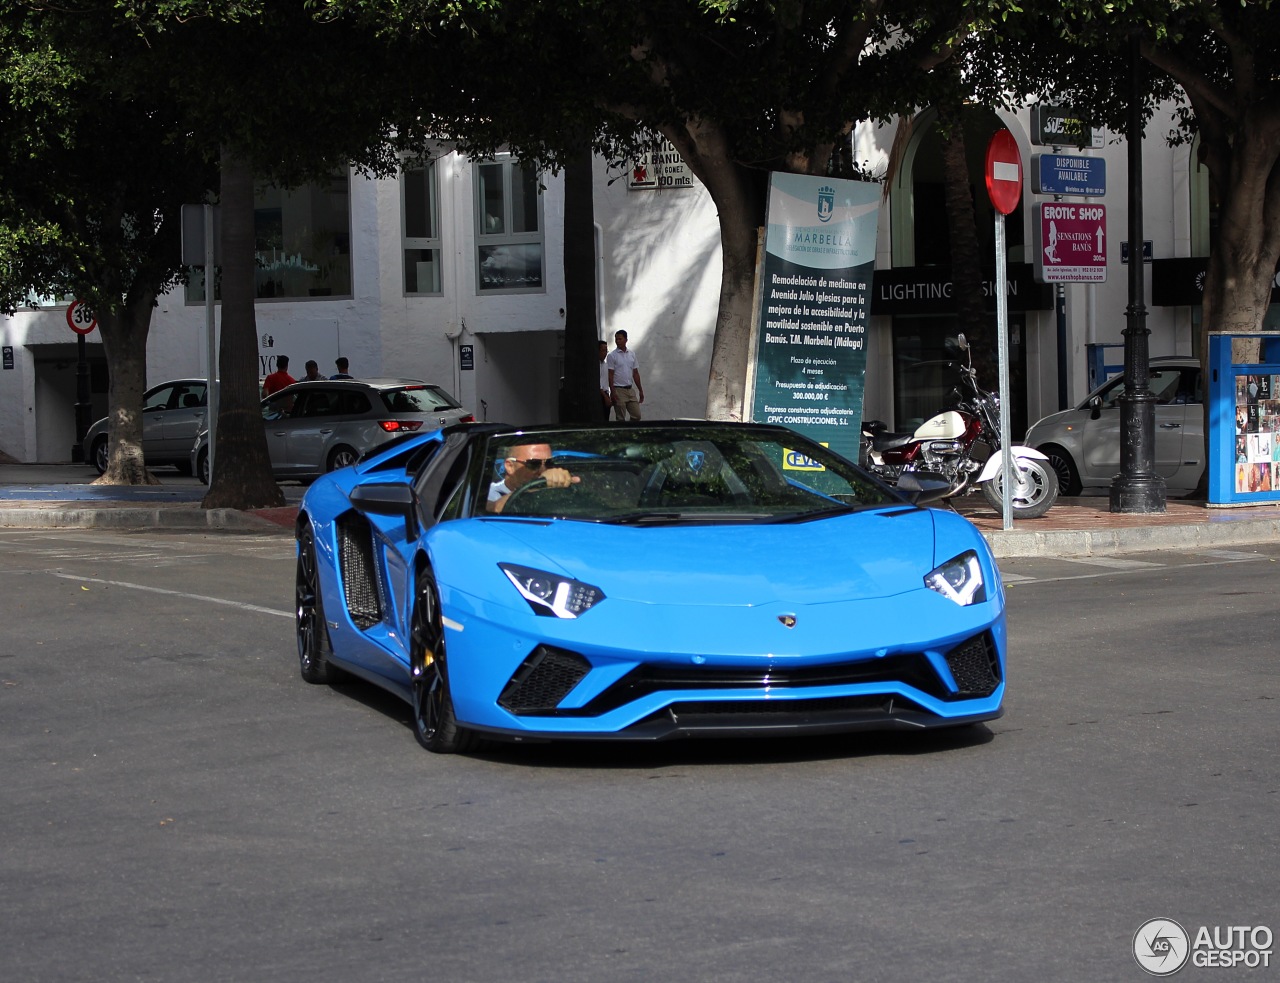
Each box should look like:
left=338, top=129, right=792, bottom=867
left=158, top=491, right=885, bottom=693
left=861, top=335, right=1059, bottom=518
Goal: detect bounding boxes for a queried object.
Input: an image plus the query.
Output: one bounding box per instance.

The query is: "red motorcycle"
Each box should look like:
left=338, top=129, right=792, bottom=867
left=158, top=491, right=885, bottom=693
left=861, top=335, right=1058, bottom=518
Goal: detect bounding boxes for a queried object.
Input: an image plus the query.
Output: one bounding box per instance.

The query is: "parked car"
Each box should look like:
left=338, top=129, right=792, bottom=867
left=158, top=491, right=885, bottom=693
left=294, top=420, right=1006, bottom=753
left=1024, top=356, right=1203, bottom=495
left=83, top=379, right=208, bottom=475
left=193, top=379, right=473, bottom=483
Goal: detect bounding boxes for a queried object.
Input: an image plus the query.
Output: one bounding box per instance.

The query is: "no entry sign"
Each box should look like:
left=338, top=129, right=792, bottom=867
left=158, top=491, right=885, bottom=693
left=985, top=129, right=1023, bottom=215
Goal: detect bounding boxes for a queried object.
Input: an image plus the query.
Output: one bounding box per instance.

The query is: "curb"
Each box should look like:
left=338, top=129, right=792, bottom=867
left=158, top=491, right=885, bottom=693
left=0, top=506, right=293, bottom=533
left=982, top=516, right=1280, bottom=558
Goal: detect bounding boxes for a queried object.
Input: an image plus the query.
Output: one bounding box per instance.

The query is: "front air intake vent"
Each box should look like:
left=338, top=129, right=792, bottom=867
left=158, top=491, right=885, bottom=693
left=944, top=632, right=1000, bottom=697
left=498, top=647, right=591, bottom=713
left=337, top=514, right=383, bottom=630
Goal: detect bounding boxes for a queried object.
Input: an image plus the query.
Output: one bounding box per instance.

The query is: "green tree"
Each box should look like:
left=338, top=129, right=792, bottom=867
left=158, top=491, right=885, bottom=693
left=127, top=2, right=416, bottom=508
left=0, top=4, right=218, bottom=483
left=322, top=0, right=1002, bottom=420
left=984, top=1, right=1280, bottom=353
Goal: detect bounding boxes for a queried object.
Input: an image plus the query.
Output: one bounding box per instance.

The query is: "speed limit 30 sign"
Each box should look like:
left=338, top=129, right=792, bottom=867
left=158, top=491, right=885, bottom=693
left=67, top=300, right=97, bottom=335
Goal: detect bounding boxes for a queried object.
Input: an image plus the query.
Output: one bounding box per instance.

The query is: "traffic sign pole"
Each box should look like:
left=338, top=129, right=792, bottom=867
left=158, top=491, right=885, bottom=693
left=985, top=130, right=1022, bottom=531
left=66, top=301, right=97, bottom=463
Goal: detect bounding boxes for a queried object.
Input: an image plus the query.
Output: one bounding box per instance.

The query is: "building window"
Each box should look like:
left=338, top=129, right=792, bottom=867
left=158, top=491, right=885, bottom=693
left=402, top=159, right=443, bottom=295
left=186, top=172, right=352, bottom=302
left=474, top=157, right=543, bottom=292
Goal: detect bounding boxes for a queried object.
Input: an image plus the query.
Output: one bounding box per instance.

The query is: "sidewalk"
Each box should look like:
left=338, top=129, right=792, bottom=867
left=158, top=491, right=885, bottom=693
left=3, top=462, right=1280, bottom=557
left=0, top=463, right=299, bottom=534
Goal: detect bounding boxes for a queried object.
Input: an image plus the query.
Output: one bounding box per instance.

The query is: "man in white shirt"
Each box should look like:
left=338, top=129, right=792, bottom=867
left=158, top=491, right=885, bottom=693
left=606, top=330, right=645, bottom=421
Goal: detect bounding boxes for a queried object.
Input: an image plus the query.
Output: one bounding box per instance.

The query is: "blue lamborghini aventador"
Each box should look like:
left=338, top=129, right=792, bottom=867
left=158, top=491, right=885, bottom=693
left=294, top=421, right=1006, bottom=753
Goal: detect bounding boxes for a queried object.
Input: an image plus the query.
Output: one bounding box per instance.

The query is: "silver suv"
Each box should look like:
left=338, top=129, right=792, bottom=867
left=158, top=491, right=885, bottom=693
left=193, top=379, right=473, bottom=483
left=1024, top=356, right=1203, bottom=495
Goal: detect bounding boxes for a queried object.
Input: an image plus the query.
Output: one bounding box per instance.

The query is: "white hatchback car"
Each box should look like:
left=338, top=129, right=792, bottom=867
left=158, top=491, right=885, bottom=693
left=1024, top=357, right=1204, bottom=495
left=193, top=379, right=473, bottom=483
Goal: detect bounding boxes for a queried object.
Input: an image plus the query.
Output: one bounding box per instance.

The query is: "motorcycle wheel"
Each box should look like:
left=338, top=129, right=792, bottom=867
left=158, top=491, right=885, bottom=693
left=981, top=456, right=1059, bottom=519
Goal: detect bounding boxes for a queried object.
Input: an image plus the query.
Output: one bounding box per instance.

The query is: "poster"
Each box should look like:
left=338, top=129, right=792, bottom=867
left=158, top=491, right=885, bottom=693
left=749, top=174, right=879, bottom=462
left=1233, top=372, right=1280, bottom=494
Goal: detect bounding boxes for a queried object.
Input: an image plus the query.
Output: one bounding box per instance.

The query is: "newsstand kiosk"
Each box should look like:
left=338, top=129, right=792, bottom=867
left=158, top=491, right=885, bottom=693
left=1208, top=333, right=1280, bottom=504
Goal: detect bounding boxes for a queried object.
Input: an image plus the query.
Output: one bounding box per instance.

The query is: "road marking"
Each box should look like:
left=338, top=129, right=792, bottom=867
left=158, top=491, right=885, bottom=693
left=1001, top=553, right=1265, bottom=586
left=1057, top=556, right=1163, bottom=570
left=1190, top=549, right=1265, bottom=561
left=51, top=572, right=292, bottom=618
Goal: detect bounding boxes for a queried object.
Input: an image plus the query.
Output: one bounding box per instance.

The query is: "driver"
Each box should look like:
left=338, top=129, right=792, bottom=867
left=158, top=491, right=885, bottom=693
left=487, top=441, right=578, bottom=513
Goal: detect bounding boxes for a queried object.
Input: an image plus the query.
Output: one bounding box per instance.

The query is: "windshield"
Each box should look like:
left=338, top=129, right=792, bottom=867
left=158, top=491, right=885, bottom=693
left=378, top=385, right=461, bottom=413
left=473, top=425, right=897, bottom=523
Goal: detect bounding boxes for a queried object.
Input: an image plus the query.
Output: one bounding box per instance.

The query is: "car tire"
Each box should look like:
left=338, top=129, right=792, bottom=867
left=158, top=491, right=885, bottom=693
left=296, top=523, right=340, bottom=684
left=92, top=437, right=109, bottom=475
left=410, top=566, right=479, bottom=754
left=196, top=448, right=210, bottom=485
left=327, top=445, right=358, bottom=473
left=1041, top=444, right=1082, bottom=496
left=981, top=455, right=1059, bottom=519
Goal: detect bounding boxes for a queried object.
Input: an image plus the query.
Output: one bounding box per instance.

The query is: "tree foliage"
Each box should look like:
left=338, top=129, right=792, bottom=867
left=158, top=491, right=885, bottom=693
left=981, top=0, right=1280, bottom=344
left=322, top=0, right=1011, bottom=418
left=0, top=2, right=219, bottom=482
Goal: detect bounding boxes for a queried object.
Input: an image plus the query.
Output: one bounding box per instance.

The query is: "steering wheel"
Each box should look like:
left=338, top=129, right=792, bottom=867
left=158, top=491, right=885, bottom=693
left=501, top=477, right=551, bottom=514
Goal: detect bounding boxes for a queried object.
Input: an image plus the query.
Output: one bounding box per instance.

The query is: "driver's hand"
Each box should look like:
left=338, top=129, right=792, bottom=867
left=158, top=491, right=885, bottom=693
left=543, top=467, right=578, bottom=489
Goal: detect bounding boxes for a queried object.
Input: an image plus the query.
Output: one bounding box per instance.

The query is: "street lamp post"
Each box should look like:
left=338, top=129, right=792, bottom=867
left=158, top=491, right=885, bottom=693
left=1110, top=33, right=1167, bottom=513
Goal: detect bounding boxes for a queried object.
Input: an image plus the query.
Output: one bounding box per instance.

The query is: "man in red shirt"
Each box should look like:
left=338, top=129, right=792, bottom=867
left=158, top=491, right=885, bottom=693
left=262, top=355, right=296, bottom=397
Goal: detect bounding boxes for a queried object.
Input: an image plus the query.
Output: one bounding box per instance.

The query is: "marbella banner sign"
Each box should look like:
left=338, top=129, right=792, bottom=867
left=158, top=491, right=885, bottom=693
left=748, top=173, right=879, bottom=462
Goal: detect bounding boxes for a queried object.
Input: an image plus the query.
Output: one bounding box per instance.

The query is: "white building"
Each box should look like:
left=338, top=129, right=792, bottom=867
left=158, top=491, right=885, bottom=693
left=0, top=103, right=1216, bottom=464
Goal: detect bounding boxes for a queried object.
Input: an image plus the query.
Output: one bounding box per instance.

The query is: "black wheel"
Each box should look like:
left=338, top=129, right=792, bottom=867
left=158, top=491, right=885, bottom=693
left=1042, top=444, right=1082, bottom=496
left=327, top=445, right=358, bottom=472
left=981, top=455, right=1059, bottom=519
left=296, top=524, right=339, bottom=684
left=197, top=447, right=210, bottom=485
left=92, top=437, right=109, bottom=475
left=410, top=567, right=478, bottom=754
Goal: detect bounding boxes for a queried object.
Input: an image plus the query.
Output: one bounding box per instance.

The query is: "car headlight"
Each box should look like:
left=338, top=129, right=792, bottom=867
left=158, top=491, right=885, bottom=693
left=925, top=550, right=986, bottom=606
left=499, top=563, right=604, bottom=618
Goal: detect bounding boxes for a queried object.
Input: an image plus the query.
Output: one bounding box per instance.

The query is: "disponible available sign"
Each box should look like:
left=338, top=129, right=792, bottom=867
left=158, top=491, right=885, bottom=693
left=748, top=173, right=878, bottom=462
left=1035, top=202, right=1107, bottom=283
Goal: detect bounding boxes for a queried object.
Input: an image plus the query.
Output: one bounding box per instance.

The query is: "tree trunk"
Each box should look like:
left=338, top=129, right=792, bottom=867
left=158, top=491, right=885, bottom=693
left=936, top=93, right=988, bottom=343
left=93, top=287, right=160, bottom=486
left=561, top=144, right=602, bottom=423
left=659, top=120, right=765, bottom=422
left=201, top=146, right=285, bottom=510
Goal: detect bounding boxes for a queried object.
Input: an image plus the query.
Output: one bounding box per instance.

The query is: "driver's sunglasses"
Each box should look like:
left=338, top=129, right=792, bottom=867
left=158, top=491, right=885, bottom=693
left=514, top=457, right=550, bottom=470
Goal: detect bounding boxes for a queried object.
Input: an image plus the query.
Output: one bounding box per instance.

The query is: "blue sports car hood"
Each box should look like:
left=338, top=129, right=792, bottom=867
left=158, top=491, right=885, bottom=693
left=477, top=507, right=938, bottom=605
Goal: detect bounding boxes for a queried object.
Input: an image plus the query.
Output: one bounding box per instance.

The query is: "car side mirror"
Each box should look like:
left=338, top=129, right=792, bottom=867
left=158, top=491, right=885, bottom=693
left=349, top=482, right=418, bottom=538
left=1088, top=395, right=1102, bottom=420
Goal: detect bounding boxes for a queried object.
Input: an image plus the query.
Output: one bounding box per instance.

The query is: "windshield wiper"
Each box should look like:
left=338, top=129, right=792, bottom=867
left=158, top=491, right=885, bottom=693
left=604, top=512, right=687, bottom=525
left=772, top=504, right=858, bottom=523
left=606, top=511, right=778, bottom=526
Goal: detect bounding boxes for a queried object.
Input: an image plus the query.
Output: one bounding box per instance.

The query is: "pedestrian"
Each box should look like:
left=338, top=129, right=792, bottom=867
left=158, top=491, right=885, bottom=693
left=262, top=355, right=295, bottom=397
left=302, top=359, right=323, bottom=381
left=331, top=356, right=353, bottom=379
left=606, top=330, right=644, bottom=421
left=598, top=340, right=612, bottom=422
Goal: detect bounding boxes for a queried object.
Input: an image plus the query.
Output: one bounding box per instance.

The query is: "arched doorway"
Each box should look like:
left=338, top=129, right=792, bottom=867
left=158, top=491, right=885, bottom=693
left=883, top=107, right=1039, bottom=436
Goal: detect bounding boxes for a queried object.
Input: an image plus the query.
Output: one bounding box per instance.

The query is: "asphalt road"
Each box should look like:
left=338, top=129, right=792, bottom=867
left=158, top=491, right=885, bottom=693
left=1, top=530, right=1277, bottom=982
